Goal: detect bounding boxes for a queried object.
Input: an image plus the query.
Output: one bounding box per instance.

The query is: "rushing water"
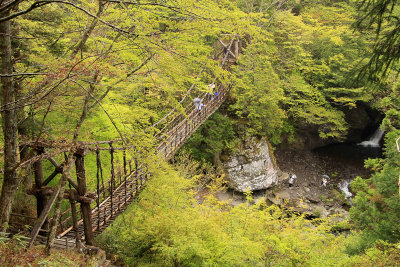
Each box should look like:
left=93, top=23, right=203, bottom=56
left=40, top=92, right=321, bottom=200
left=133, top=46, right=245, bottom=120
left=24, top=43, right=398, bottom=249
left=338, top=180, right=353, bottom=205
left=357, top=128, right=384, bottom=148
left=338, top=180, right=352, bottom=198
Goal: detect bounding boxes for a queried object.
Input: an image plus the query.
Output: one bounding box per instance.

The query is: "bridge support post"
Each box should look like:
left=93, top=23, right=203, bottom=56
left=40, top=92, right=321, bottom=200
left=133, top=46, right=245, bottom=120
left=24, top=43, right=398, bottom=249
left=70, top=199, right=81, bottom=248
left=75, top=149, right=95, bottom=246
left=234, top=39, right=239, bottom=60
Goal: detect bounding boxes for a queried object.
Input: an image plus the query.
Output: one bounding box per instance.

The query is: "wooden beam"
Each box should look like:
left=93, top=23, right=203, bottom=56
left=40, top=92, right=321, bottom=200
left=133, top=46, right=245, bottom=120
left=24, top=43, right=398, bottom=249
left=44, top=156, right=83, bottom=189
left=70, top=200, right=81, bottom=248
left=42, top=169, right=60, bottom=186
left=218, top=39, right=227, bottom=48
left=66, top=176, right=79, bottom=191
left=43, top=167, right=79, bottom=191
left=27, top=187, right=94, bottom=203
left=234, top=39, right=239, bottom=59
left=47, top=156, right=60, bottom=168
left=28, top=185, right=60, bottom=248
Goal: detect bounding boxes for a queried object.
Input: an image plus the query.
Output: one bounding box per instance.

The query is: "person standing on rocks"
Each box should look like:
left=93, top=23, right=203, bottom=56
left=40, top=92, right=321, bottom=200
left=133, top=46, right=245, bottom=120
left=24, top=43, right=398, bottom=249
left=321, top=175, right=329, bottom=187
left=288, top=174, right=297, bottom=187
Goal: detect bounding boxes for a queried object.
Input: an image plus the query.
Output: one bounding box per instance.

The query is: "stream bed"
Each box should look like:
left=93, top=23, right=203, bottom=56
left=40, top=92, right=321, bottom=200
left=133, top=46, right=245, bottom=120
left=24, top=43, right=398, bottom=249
left=272, top=138, right=383, bottom=216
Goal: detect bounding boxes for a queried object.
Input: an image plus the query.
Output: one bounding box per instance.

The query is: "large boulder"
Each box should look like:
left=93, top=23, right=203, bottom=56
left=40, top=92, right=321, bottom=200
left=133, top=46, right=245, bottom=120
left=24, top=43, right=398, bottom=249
left=222, top=137, right=278, bottom=192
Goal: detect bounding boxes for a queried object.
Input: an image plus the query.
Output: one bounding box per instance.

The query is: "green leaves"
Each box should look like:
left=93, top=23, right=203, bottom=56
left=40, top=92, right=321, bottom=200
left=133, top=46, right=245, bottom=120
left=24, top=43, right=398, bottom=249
left=182, top=112, right=237, bottom=163
left=231, top=40, right=286, bottom=143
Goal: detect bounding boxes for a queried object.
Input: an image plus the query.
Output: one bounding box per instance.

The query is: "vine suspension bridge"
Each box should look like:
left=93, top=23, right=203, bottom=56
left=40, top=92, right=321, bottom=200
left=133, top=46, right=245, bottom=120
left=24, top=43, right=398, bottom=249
left=7, top=35, right=241, bottom=250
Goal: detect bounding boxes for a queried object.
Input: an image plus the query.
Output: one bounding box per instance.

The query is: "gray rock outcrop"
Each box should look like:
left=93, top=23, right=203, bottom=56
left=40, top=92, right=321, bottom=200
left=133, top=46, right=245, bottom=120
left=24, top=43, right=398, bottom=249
left=222, top=137, right=278, bottom=192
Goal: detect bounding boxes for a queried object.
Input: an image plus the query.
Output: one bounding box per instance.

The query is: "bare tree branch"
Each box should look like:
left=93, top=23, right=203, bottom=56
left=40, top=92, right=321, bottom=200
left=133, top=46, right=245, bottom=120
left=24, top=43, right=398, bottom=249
left=0, top=72, right=46, bottom=77
left=0, top=0, right=23, bottom=14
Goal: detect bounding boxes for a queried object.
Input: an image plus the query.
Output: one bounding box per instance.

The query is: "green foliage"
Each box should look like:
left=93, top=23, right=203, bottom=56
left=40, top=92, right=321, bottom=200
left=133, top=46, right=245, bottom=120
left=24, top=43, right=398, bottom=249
left=11, top=0, right=255, bottom=144
left=284, top=73, right=348, bottom=139
left=344, top=0, right=400, bottom=256
left=345, top=239, right=400, bottom=265
left=181, top=112, right=237, bottom=163
left=3, top=0, right=399, bottom=264
left=231, top=41, right=286, bottom=143
left=268, top=2, right=374, bottom=140
left=6, top=0, right=256, bottom=217
left=356, top=0, right=400, bottom=78
left=223, top=0, right=375, bottom=147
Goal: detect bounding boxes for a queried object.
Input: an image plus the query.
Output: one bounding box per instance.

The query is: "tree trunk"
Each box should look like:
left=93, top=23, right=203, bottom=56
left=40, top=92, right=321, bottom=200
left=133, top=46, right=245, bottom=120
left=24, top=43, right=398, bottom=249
left=16, top=58, right=32, bottom=190
left=33, top=149, right=49, bottom=229
left=0, top=9, right=19, bottom=232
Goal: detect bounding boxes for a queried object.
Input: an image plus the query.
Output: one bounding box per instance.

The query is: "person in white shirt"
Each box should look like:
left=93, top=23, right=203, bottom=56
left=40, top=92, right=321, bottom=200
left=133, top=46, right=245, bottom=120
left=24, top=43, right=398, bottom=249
left=288, top=174, right=297, bottom=187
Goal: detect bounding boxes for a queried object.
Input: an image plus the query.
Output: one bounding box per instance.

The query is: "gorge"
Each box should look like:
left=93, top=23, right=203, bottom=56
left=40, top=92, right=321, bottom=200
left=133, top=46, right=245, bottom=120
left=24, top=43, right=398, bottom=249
left=218, top=121, right=384, bottom=218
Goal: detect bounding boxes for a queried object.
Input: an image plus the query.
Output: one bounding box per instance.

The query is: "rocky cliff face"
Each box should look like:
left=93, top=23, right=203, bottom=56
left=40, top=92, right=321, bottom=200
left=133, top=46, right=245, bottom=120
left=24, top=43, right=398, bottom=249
left=222, top=137, right=278, bottom=192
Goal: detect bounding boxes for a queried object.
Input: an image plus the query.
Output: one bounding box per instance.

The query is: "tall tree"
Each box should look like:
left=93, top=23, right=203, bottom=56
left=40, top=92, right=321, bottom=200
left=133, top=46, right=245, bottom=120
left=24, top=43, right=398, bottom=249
left=0, top=7, right=19, bottom=231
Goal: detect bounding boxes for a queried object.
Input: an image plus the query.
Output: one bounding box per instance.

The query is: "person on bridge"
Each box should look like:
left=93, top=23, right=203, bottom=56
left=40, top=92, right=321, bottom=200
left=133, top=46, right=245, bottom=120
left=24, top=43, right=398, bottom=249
left=207, top=83, right=215, bottom=101
left=199, top=103, right=204, bottom=112
left=193, top=97, right=201, bottom=111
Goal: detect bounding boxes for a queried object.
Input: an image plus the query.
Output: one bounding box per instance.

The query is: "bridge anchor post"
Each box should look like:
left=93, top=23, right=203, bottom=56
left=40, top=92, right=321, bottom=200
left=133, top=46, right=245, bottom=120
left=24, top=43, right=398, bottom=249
left=75, top=149, right=95, bottom=246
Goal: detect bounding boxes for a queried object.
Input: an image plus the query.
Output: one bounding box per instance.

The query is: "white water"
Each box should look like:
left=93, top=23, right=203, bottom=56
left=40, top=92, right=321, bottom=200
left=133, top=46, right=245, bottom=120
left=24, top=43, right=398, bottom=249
left=338, top=180, right=352, bottom=199
left=338, top=180, right=353, bottom=206
left=358, top=128, right=384, bottom=147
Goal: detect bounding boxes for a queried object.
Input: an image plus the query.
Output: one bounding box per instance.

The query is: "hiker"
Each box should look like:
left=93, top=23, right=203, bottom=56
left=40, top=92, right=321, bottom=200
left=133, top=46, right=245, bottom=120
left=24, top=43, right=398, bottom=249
left=207, top=83, right=215, bottom=101
left=288, top=174, right=297, bottom=187
left=321, top=175, right=329, bottom=187
left=198, top=103, right=204, bottom=111
left=193, top=97, right=201, bottom=111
